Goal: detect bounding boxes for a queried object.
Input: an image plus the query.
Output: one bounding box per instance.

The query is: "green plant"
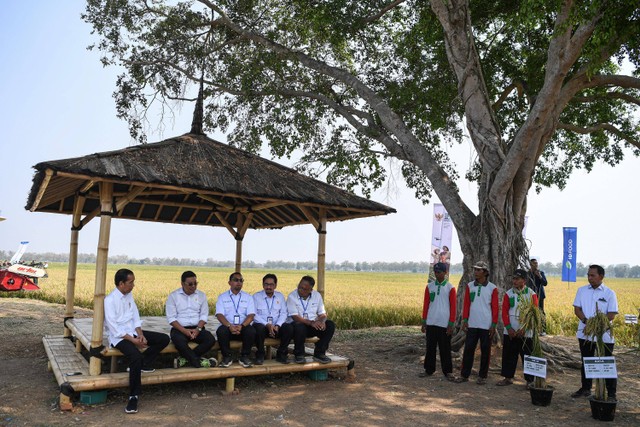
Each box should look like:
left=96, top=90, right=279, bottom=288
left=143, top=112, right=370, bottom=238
left=518, top=297, right=546, bottom=389
left=583, top=305, right=614, bottom=401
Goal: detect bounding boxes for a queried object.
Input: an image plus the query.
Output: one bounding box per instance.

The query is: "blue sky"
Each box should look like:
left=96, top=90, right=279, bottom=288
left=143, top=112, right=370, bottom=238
left=1, top=2, right=638, bottom=267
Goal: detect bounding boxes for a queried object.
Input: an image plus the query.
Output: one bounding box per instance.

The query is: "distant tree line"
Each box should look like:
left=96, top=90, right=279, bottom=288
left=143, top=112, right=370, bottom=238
left=2, top=250, right=640, bottom=277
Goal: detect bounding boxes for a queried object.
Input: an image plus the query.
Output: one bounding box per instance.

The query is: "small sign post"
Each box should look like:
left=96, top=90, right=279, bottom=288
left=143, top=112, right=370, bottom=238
left=583, top=356, right=617, bottom=379
left=524, top=355, right=547, bottom=378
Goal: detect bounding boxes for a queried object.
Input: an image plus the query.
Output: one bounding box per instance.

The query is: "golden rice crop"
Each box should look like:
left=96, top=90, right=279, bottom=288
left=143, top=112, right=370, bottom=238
left=2, top=263, right=638, bottom=346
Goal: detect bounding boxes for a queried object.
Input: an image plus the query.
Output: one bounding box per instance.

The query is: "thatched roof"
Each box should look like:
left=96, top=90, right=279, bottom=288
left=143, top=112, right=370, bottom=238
left=26, top=133, right=395, bottom=230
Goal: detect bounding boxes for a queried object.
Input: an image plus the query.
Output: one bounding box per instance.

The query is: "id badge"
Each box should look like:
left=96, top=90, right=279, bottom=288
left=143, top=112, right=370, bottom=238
left=303, top=313, right=309, bottom=320
left=267, top=316, right=273, bottom=324
left=233, top=315, right=240, bottom=325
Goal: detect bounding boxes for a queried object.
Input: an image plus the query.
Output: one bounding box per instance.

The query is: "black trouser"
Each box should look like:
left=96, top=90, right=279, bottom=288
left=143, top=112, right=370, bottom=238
left=170, top=326, right=216, bottom=367
left=216, top=324, right=256, bottom=358
left=254, top=322, right=293, bottom=357
left=115, top=330, right=170, bottom=397
left=292, top=320, right=335, bottom=357
left=579, top=339, right=616, bottom=395
left=501, top=334, right=534, bottom=382
left=424, top=325, right=452, bottom=376
left=460, top=327, right=491, bottom=379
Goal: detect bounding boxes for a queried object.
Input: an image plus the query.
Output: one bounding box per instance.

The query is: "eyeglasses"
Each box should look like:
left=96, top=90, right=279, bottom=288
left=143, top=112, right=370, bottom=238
left=184, top=281, right=198, bottom=287
left=231, top=277, right=244, bottom=283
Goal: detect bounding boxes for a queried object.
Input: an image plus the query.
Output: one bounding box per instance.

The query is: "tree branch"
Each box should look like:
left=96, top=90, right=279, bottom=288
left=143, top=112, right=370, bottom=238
left=196, top=0, right=477, bottom=229
left=571, top=91, right=640, bottom=107
left=362, top=0, right=407, bottom=24
left=492, top=80, right=530, bottom=111
left=557, top=122, right=640, bottom=149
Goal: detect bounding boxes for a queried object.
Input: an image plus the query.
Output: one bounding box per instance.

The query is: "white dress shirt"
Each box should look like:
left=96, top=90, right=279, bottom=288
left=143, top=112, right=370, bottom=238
left=253, top=290, right=287, bottom=326
left=573, top=283, right=618, bottom=343
left=104, top=287, right=142, bottom=347
left=215, top=290, right=256, bottom=324
left=166, top=288, right=209, bottom=327
left=286, top=289, right=326, bottom=322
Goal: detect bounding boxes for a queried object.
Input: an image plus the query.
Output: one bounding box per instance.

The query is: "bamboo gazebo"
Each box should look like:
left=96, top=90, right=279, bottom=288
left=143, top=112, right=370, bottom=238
left=25, top=127, right=395, bottom=407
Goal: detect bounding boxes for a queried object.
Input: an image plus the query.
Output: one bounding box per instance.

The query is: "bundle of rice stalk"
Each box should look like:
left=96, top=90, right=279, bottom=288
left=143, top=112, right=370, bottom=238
left=583, top=308, right=613, bottom=352
left=518, top=297, right=545, bottom=389
left=518, top=297, right=543, bottom=356
left=583, top=305, right=614, bottom=401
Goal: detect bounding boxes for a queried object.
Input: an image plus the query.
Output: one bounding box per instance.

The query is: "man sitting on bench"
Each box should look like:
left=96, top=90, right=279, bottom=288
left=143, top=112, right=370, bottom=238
left=166, top=270, right=217, bottom=368
left=285, top=275, right=335, bottom=364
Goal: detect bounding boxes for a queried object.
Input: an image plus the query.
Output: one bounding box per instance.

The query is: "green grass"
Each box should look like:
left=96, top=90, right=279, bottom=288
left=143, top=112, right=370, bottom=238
left=2, top=263, right=638, bottom=346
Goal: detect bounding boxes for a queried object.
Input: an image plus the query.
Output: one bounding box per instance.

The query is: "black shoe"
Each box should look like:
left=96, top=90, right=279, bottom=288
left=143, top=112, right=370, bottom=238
left=275, top=354, right=290, bottom=364
left=607, top=393, right=617, bottom=401
left=418, top=371, right=433, bottom=378
left=219, top=357, right=233, bottom=368
left=125, top=396, right=138, bottom=414
left=313, top=354, right=331, bottom=364
left=294, top=355, right=306, bottom=364
left=239, top=356, right=253, bottom=368
left=255, top=354, right=265, bottom=365
left=571, top=388, right=591, bottom=398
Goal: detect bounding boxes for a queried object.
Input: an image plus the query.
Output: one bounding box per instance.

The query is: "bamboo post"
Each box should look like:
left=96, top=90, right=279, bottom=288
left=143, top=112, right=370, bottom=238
left=235, top=239, right=243, bottom=273
left=234, top=213, right=253, bottom=273
left=89, top=182, right=113, bottom=376
left=317, top=209, right=327, bottom=298
left=64, top=195, right=85, bottom=337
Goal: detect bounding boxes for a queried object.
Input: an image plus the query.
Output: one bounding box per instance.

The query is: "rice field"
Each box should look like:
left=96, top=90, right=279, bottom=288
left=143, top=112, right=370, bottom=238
left=3, top=263, right=639, bottom=346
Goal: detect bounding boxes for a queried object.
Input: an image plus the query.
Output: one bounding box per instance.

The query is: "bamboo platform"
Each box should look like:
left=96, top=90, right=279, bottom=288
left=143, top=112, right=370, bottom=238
left=66, top=317, right=319, bottom=357
left=46, top=317, right=352, bottom=408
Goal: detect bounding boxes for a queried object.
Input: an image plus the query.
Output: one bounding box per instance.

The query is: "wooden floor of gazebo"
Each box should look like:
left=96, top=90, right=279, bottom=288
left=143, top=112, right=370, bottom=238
left=43, top=317, right=352, bottom=407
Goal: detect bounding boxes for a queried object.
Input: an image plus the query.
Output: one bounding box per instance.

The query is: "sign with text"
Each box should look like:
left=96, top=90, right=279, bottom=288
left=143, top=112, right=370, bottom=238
left=523, top=355, right=547, bottom=378
left=584, top=356, right=617, bottom=379
left=561, top=227, right=577, bottom=282
left=624, top=314, right=638, bottom=324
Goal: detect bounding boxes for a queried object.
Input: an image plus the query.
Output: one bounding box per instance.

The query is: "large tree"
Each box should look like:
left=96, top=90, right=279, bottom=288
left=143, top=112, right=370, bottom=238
left=83, top=0, right=639, bottom=295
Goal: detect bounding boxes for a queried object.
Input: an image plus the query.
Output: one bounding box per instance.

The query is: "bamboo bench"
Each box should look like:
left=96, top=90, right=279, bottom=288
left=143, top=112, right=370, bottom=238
left=66, top=317, right=319, bottom=371
left=47, top=317, right=350, bottom=409
left=43, top=333, right=351, bottom=411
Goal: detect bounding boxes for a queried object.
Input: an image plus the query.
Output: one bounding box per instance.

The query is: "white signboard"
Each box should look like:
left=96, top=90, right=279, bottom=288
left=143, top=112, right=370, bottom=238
left=584, top=356, right=617, bottom=379
left=523, top=355, right=547, bottom=378
left=624, top=314, right=638, bottom=324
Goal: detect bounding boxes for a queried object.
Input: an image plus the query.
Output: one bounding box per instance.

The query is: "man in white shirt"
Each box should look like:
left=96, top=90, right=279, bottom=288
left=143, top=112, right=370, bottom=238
left=166, top=271, right=217, bottom=368
left=285, top=276, right=335, bottom=364
left=252, top=273, right=293, bottom=364
left=571, top=264, right=618, bottom=400
left=104, top=269, right=170, bottom=414
left=215, top=272, right=256, bottom=368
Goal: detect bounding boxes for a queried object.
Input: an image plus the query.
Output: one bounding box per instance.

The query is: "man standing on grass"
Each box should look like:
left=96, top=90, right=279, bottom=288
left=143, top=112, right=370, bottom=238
left=496, top=269, right=538, bottom=388
left=527, top=258, right=548, bottom=335
left=252, top=273, right=293, bottom=364
left=571, top=264, right=618, bottom=400
left=285, top=275, right=335, bottom=364
left=166, top=270, right=217, bottom=369
left=420, top=262, right=456, bottom=381
left=215, top=272, right=256, bottom=368
left=104, top=268, right=170, bottom=414
left=454, top=261, right=499, bottom=385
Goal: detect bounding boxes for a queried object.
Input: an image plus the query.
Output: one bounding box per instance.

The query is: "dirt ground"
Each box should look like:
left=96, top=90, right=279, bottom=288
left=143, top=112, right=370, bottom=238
left=0, top=299, right=638, bottom=427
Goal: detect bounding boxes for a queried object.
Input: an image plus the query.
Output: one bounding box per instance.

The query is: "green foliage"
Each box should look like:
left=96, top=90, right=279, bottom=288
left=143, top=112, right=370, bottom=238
left=81, top=0, right=639, bottom=204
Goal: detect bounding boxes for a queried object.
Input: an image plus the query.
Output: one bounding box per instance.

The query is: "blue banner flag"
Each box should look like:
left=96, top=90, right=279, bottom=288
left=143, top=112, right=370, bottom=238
left=562, top=227, right=577, bottom=282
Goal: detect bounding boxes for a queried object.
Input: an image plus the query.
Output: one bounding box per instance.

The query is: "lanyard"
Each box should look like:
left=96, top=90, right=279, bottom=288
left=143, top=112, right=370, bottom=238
left=265, top=296, right=274, bottom=315
left=299, top=294, right=310, bottom=314
left=229, top=291, right=241, bottom=315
